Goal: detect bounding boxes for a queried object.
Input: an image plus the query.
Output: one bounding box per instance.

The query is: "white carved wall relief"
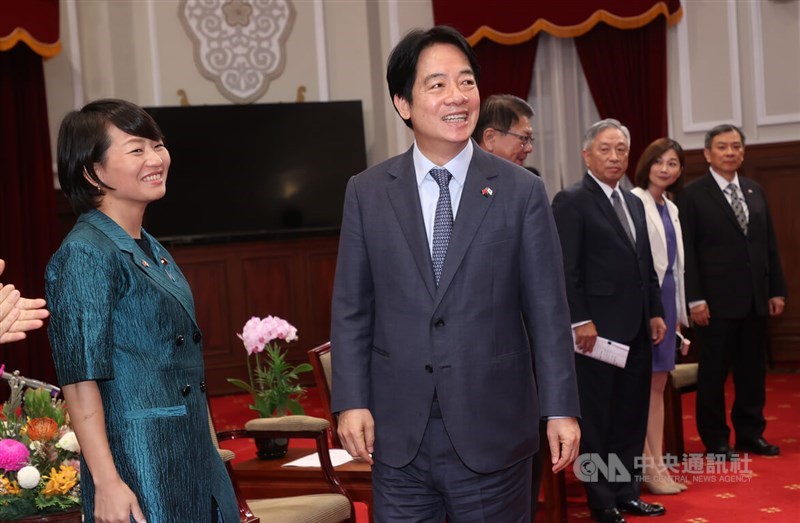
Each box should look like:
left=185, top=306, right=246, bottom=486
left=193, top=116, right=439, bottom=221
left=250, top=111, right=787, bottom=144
left=180, top=0, right=295, bottom=103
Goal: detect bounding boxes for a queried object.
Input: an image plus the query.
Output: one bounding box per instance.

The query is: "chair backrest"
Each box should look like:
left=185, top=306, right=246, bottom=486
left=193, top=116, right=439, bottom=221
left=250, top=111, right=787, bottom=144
left=308, top=342, right=341, bottom=447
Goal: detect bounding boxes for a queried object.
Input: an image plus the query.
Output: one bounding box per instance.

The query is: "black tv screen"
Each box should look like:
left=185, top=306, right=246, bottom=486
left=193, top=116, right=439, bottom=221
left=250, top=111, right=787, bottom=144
left=143, top=101, right=367, bottom=243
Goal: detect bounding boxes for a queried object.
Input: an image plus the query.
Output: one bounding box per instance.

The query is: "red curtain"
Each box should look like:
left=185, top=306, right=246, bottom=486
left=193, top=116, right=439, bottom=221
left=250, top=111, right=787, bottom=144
left=473, top=37, right=539, bottom=100
left=0, top=43, right=60, bottom=386
left=574, top=19, right=668, bottom=179
left=433, top=0, right=681, bottom=43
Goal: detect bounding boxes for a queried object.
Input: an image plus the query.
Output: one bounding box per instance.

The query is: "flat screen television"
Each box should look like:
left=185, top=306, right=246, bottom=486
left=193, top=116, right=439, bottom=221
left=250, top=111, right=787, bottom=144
left=143, top=101, right=367, bottom=244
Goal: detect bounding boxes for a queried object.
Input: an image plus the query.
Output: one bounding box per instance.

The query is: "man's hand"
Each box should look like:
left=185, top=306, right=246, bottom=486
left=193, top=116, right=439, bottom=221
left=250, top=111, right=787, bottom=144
left=573, top=322, right=597, bottom=353
left=769, top=297, right=785, bottom=317
left=546, top=417, right=580, bottom=473
left=650, top=317, right=666, bottom=345
left=690, top=303, right=710, bottom=326
left=337, top=408, right=375, bottom=465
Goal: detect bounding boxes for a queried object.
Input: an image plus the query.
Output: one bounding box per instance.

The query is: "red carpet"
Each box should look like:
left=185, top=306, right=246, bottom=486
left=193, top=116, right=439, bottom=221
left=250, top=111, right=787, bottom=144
left=211, top=373, right=800, bottom=522
left=561, top=371, right=800, bottom=522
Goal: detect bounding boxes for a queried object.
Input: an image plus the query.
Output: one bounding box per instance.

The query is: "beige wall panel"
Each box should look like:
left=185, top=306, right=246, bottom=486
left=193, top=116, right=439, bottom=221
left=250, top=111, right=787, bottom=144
left=685, top=1, right=737, bottom=124
left=754, top=0, right=800, bottom=122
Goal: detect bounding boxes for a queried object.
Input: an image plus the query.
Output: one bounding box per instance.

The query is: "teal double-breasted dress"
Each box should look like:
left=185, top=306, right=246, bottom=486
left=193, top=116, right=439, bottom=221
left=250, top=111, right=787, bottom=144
left=46, top=209, right=238, bottom=522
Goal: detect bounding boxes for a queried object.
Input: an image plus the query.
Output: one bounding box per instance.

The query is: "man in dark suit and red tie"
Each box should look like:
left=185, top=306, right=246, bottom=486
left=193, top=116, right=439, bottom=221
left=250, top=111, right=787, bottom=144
left=677, top=124, right=786, bottom=459
left=552, top=119, right=667, bottom=523
left=330, top=25, right=580, bottom=521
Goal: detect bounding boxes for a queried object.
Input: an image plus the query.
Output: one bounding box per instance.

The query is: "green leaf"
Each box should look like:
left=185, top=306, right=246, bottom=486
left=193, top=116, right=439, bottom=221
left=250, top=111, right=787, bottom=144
left=226, top=378, right=254, bottom=394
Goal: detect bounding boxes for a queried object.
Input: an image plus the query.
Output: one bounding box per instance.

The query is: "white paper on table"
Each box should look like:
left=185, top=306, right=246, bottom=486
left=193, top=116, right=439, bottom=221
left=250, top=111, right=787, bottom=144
left=573, top=335, right=630, bottom=368
left=282, top=448, right=355, bottom=468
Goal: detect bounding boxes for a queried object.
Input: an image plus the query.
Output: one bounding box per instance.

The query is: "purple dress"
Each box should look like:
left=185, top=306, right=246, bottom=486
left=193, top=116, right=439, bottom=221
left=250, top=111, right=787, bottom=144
left=652, top=202, right=677, bottom=372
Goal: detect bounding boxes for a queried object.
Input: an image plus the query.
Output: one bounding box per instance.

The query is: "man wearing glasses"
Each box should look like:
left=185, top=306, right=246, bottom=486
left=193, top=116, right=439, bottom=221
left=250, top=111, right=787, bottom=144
left=473, top=94, right=535, bottom=166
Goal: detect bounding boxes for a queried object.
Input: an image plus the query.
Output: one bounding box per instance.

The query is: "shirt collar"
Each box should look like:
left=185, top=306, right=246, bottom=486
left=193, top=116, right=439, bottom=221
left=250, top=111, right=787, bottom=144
left=709, top=168, right=741, bottom=192
left=587, top=170, right=620, bottom=199
left=413, top=140, right=473, bottom=188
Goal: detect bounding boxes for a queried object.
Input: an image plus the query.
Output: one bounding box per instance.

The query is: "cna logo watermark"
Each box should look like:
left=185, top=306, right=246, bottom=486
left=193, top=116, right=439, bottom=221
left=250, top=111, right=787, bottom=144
left=574, top=453, right=754, bottom=483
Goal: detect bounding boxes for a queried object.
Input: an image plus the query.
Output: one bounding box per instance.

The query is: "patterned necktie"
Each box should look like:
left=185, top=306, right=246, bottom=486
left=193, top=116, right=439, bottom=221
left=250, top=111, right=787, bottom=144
left=725, top=183, right=748, bottom=234
left=430, top=168, right=453, bottom=285
left=611, top=190, right=635, bottom=246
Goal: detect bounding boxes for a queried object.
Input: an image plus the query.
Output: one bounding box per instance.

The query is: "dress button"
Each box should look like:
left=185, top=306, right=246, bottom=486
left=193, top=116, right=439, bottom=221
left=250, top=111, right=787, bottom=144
left=176, top=335, right=185, bottom=347
left=434, top=318, right=445, bottom=327
left=182, top=385, right=192, bottom=396
left=200, top=381, right=207, bottom=392
left=425, top=365, right=433, bottom=373
left=193, top=331, right=201, bottom=343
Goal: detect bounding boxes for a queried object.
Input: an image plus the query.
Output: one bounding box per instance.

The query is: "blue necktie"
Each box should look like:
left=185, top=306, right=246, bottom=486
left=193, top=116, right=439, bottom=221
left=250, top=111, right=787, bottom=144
left=430, top=168, right=453, bottom=285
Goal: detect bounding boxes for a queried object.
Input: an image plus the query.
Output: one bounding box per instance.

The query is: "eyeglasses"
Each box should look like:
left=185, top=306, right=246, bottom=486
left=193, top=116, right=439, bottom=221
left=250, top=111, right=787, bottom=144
left=493, top=128, right=535, bottom=148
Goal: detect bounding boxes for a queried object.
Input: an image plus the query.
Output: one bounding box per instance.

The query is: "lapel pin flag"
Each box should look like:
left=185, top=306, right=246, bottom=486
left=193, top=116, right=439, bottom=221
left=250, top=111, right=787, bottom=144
left=481, top=187, right=493, bottom=198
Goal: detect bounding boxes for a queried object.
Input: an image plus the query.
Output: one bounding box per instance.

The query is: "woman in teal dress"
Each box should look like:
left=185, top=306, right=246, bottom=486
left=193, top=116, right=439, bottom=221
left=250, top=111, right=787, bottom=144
left=46, top=99, right=238, bottom=522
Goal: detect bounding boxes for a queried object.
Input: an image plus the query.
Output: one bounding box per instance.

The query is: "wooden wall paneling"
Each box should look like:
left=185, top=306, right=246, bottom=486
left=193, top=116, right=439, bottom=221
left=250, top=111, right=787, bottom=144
left=166, top=236, right=340, bottom=395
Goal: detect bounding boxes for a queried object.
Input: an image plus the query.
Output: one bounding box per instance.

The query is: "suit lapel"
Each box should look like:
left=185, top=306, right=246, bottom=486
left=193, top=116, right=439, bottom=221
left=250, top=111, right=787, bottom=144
left=434, top=148, right=497, bottom=306
left=584, top=174, right=635, bottom=252
left=385, top=149, right=437, bottom=300
left=701, top=172, right=745, bottom=236
left=623, top=190, right=648, bottom=254
left=83, top=210, right=199, bottom=327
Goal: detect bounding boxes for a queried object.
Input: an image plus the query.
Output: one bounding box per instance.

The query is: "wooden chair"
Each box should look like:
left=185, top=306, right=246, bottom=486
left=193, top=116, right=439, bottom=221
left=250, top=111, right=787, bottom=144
left=308, top=342, right=341, bottom=448
left=208, top=407, right=355, bottom=523
left=663, top=362, right=699, bottom=457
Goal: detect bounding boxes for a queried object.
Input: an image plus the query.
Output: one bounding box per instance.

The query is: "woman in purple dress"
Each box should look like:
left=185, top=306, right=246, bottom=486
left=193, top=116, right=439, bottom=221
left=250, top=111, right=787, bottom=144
left=632, top=138, right=690, bottom=495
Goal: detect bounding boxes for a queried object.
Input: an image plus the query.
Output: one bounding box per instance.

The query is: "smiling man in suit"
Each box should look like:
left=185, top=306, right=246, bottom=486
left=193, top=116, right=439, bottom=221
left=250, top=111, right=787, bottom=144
left=677, top=124, right=786, bottom=459
left=330, top=26, right=580, bottom=521
left=552, top=119, right=667, bottom=523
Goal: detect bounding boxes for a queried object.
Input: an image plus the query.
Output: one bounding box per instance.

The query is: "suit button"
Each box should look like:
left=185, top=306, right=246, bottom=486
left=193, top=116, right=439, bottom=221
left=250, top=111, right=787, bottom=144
left=176, top=335, right=185, bottom=347
left=425, top=365, right=433, bottom=373
left=200, top=380, right=207, bottom=392
left=182, top=385, right=192, bottom=396
left=193, top=331, right=201, bottom=343
left=434, top=318, right=445, bottom=327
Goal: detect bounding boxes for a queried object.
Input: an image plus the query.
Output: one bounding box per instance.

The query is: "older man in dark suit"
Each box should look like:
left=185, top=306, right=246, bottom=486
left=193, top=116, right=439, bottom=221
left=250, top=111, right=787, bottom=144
left=677, top=124, right=786, bottom=459
left=552, top=119, right=667, bottom=523
left=330, top=26, right=580, bottom=521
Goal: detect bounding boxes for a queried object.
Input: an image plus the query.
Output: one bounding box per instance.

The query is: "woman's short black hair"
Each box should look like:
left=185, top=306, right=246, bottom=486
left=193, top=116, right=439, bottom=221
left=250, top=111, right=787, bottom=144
left=634, top=137, right=686, bottom=192
left=386, top=25, right=480, bottom=129
left=57, top=98, right=164, bottom=215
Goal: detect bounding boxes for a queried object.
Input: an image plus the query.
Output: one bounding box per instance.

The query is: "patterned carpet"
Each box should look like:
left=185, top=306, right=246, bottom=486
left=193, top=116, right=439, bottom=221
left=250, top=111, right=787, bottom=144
left=561, top=371, right=800, bottom=522
left=211, top=372, right=800, bottom=522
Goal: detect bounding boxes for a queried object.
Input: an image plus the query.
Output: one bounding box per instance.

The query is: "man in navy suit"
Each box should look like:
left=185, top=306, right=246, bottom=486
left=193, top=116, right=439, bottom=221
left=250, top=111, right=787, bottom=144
left=330, top=26, right=580, bottom=521
left=552, top=119, right=667, bottom=523
left=677, top=124, right=786, bottom=458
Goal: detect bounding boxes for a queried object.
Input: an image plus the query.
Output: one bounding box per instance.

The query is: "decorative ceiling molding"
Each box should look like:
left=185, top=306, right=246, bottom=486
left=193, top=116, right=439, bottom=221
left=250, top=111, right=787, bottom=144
left=180, top=0, right=295, bottom=104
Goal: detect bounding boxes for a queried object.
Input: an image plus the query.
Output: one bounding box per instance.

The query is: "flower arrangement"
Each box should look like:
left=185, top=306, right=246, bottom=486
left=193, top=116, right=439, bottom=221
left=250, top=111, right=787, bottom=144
left=0, top=373, right=80, bottom=519
left=228, top=315, right=312, bottom=418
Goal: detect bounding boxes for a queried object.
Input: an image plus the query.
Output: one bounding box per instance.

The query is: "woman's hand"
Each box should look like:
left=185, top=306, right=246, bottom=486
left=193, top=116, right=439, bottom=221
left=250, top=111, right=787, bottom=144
left=94, top=477, right=146, bottom=523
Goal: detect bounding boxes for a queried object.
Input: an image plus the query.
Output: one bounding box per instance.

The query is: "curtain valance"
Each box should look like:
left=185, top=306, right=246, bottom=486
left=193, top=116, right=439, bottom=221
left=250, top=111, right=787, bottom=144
left=0, top=0, right=60, bottom=58
left=432, top=0, right=682, bottom=45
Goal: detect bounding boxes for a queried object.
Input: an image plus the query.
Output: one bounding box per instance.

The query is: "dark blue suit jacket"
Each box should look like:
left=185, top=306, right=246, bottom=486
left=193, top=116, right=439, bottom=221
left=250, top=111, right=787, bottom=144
left=331, top=144, right=580, bottom=474
left=551, top=173, right=663, bottom=341
left=677, top=172, right=786, bottom=318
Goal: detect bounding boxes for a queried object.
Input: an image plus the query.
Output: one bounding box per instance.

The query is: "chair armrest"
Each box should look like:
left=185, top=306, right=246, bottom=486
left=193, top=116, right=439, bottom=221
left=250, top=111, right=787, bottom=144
left=217, top=448, right=236, bottom=463
left=244, top=415, right=330, bottom=435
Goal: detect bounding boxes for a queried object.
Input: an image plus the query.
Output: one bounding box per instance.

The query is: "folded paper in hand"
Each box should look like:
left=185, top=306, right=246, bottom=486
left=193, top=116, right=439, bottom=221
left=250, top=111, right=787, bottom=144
left=282, top=448, right=354, bottom=468
left=574, top=336, right=629, bottom=368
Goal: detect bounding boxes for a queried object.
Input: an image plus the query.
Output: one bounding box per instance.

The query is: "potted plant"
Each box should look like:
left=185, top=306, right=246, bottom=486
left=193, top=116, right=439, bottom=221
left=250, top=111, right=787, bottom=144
left=228, top=316, right=312, bottom=459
